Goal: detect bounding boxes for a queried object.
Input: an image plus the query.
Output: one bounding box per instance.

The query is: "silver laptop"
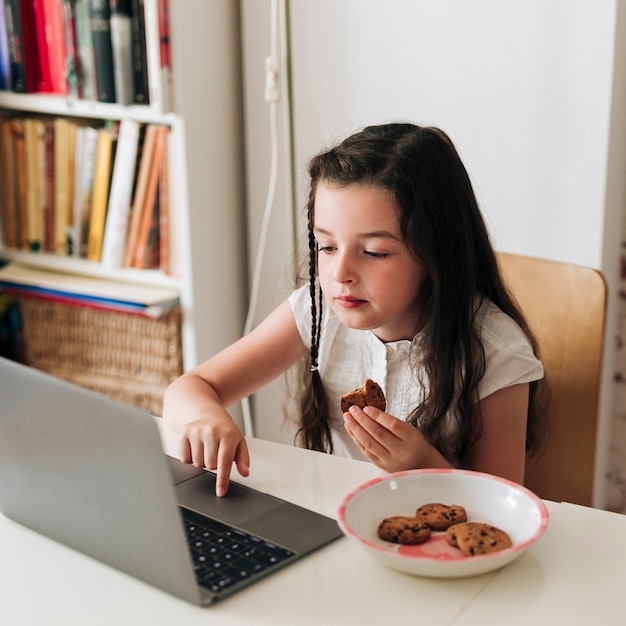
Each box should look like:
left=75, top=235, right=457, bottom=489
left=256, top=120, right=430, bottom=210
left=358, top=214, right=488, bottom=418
left=0, top=358, right=342, bottom=606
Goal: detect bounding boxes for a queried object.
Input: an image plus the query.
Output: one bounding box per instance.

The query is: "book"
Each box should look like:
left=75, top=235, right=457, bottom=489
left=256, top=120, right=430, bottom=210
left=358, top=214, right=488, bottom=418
left=25, top=0, right=75, bottom=96
left=68, top=124, right=84, bottom=254
left=60, top=0, right=80, bottom=96
left=72, top=0, right=96, bottom=100
left=0, top=117, right=17, bottom=247
left=164, top=129, right=179, bottom=278
left=42, top=119, right=55, bottom=251
left=18, top=0, right=40, bottom=92
left=89, top=0, right=116, bottom=103
left=122, top=122, right=156, bottom=266
left=24, top=116, right=44, bottom=251
left=133, top=171, right=159, bottom=269
left=130, top=0, right=148, bottom=104
left=53, top=117, right=77, bottom=255
left=131, top=123, right=165, bottom=268
left=0, top=2, right=11, bottom=90
left=30, top=0, right=53, bottom=92
left=157, top=0, right=169, bottom=67
left=72, top=124, right=98, bottom=257
left=86, top=126, right=114, bottom=261
left=11, top=117, right=28, bottom=250
left=21, top=0, right=45, bottom=92
left=43, top=0, right=69, bottom=93
left=158, top=126, right=169, bottom=274
left=0, top=262, right=180, bottom=314
left=100, top=118, right=140, bottom=267
left=143, top=0, right=171, bottom=112
left=3, top=0, right=28, bottom=92
left=109, top=0, right=133, bottom=105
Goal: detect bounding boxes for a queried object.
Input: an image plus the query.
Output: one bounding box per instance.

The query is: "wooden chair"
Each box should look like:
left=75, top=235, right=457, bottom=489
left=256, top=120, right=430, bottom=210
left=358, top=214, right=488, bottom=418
left=496, top=252, right=607, bottom=506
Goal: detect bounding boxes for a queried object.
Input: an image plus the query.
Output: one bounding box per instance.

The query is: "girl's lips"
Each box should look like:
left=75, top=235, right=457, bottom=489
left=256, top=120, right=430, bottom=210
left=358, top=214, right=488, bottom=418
left=336, top=296, right=365, bottom=309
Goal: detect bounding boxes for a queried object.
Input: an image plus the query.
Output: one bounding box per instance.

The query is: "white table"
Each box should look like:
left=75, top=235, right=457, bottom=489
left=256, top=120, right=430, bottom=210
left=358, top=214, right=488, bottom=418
left=0, top=419, right=623, bottom=625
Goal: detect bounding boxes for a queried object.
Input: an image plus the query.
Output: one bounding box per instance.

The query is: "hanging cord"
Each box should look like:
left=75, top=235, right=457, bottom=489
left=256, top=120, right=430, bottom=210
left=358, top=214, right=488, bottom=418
left=241, top=0, right=281, bottom=437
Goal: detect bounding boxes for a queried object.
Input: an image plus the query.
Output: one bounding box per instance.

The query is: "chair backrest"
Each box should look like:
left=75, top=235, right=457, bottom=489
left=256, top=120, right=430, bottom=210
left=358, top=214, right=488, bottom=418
left=496, top=252, right=607, bottom=506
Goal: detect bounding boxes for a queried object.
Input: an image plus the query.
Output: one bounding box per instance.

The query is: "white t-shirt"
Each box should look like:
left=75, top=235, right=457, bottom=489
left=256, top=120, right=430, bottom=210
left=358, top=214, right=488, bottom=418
left=288, top=284, right=544, bottom=465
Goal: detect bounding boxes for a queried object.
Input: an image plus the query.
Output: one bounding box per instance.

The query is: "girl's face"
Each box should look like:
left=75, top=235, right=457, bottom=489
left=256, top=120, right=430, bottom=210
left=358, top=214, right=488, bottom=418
left=313, top=182, right=428, bottom=342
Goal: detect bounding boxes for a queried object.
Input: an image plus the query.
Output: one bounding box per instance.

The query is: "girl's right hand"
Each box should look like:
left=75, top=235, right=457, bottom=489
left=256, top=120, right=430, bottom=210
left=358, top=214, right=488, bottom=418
left=177, top=414, right=250, bottom=497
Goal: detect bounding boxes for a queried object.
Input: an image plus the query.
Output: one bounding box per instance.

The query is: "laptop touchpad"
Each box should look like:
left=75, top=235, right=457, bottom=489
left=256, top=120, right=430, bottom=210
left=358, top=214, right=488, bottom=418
left=174, top=472, right=281, bottom=525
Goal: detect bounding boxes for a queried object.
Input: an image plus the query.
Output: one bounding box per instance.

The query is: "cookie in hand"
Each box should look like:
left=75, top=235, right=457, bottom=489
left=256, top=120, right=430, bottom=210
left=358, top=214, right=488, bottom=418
left=340, top=379, right=386, bottom=413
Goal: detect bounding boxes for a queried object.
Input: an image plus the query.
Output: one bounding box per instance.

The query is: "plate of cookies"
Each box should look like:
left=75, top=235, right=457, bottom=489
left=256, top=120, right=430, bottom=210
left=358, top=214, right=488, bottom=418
left=337, top=468, right=549, bottom=578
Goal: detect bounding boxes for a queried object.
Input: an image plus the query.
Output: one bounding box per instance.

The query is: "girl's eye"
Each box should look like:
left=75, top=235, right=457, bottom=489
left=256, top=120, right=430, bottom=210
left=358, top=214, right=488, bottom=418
left=317, top=245, right=335, bottom=254
left=365, top=251, right=389, bottom=259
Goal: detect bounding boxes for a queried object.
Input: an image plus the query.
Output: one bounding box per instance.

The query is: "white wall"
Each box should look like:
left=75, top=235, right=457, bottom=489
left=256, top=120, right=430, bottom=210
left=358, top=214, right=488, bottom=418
left=288, top=0, right=620, bottom=270
left=241, top=0, right=626, bottom=505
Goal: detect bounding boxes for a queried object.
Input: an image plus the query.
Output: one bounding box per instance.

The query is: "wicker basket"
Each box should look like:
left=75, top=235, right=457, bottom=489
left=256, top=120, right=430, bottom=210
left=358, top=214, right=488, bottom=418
left=18, top=296, right=183, bottom=416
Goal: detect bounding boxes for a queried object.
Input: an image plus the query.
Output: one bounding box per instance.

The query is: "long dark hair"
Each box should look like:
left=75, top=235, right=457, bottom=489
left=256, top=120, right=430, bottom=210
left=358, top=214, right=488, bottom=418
left=297, top=122, right=543, bottom=467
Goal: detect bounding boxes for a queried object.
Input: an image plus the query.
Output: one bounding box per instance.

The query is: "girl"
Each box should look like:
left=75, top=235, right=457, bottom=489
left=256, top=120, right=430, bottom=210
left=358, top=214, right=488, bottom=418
left=163, top=122, right=544, bottom=496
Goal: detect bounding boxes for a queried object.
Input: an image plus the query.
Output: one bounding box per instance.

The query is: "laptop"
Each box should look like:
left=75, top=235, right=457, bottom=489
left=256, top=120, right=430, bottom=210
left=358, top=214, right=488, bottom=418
left=0, top=358, right=343, bottom=606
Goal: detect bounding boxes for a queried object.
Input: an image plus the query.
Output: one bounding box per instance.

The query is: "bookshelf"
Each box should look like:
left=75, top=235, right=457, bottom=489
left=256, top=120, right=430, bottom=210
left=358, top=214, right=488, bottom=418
left=0, top=1, right=247, bottom=375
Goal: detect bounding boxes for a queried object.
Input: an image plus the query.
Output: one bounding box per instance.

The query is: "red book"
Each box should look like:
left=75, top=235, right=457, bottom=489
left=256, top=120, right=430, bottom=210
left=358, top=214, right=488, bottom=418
left=38, top=0, right=69, bottom=94
left=21, top=0, right=46, bottom=92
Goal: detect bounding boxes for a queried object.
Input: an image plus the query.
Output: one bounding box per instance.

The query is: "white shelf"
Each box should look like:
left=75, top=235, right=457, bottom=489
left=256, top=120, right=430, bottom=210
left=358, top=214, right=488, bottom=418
left=0, top=1, right=247, bottom=380
left=0, top=249, right=179, bottom=289
left=0, top=92, right=174, bottom=124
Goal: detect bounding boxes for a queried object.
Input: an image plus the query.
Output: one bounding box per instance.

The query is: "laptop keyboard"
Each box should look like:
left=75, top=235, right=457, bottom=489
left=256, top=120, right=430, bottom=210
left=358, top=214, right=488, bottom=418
left=181, top=507, right=296, bottom=594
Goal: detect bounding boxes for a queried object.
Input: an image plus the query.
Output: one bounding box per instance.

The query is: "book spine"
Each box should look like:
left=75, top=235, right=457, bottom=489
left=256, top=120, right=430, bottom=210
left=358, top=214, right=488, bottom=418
left=3, top=0, right=28, bottom=92
left=53, top=117, right=75, bottom=255
left=109, top=0, right=133, bottom=105
left=86, top=127, right=113, bottom=261
left=143, top=0, right=171, bottom=112
left=21, top=0, right=46, bottom=92
left=60, top=0, right=79, bottom=96
left=158, top=126, right=169, bottom=274
left=69, top=125, right=85, bottom=255
left=72, top=0, right=96, bottom=100
left=164, top=128, right=178, bottom=278
left=24, top=117, right=42, bottom=251
left=89, top=0, right=116, bottom=103
left=34, top=117, right=47, bottom=251
left=129, top=0, right=148, bottom=104
left=11, top=117, right=28, bottom=250
left=122, top=122, right=156, bottom=266
left=43, top=120, right=55, bottom=252
left=134, top=183, right=159, bottom=269
left=45, top=0, right=69, bottom=94
left=0, top=117, right=17, bottom=248
left=132, top=124, right=165, bottom=268
left=18, top=0, right=39, bottom=92
left=100, top=118, right=140, bottom=267
left=157, top=0, right=169, bottom=67
left=31, top=0, right=53, bottom=92
left=0, top=1, right=11, bottom=89
left=76, top=125, right=99, bottom=257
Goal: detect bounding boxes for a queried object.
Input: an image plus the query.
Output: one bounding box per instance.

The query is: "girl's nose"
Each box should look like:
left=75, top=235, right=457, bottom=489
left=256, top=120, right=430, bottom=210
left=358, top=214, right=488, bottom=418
left=333, top=250, right=356, bottom=283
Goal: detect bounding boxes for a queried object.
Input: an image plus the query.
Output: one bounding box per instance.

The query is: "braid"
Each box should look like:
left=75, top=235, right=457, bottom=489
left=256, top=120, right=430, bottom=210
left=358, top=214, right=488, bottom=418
left=296, top=193, right=332, bottom=452
left=308, top=226, right=320, bottom=370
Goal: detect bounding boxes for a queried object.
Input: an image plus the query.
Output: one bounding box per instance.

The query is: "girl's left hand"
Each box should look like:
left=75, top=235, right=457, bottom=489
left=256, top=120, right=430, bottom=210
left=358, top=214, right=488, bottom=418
left=343, top=405, right=450, bottom=472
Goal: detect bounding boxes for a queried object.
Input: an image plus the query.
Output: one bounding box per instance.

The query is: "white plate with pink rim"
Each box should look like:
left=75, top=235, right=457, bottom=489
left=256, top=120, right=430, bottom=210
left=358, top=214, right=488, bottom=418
left=337, top=468, right=549, bottom=578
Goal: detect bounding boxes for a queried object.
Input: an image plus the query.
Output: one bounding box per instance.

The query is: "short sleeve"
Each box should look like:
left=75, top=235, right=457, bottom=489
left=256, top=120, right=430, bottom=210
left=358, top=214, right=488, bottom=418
left=477, top=302, right=544, bottom=400
left=288, top=284, right=313, bottom=349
